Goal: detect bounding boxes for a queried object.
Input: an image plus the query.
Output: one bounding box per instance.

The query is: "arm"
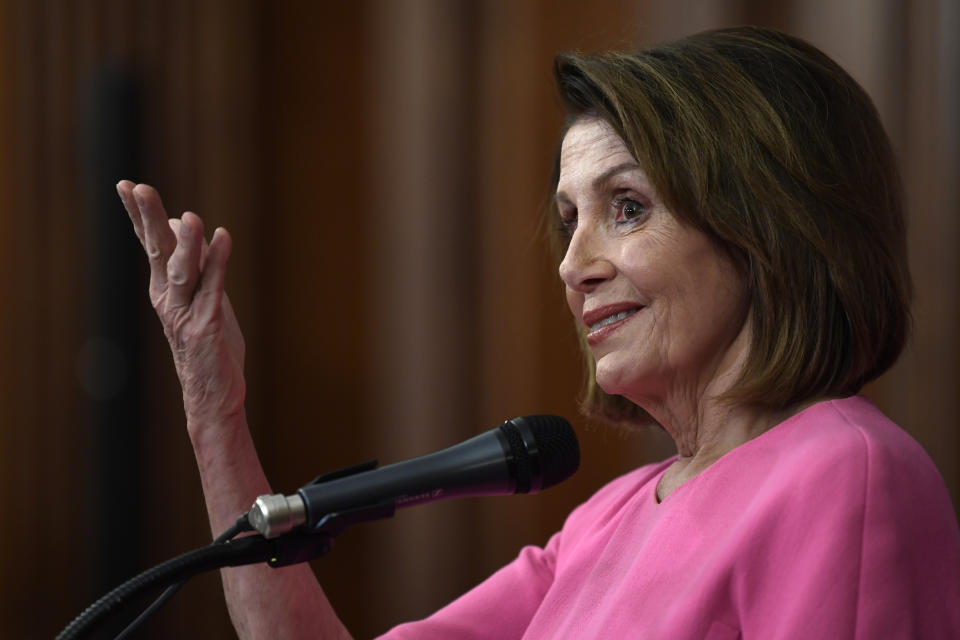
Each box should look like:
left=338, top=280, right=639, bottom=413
left=116, top=181, right=351, bottom=640
left=381, top=538, right=559, bottom=640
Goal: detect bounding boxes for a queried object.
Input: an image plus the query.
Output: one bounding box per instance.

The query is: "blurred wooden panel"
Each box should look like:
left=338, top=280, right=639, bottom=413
left=0, top=0, right=264, bottom=636
left=1, top=1, right=957, bottom=638
left=363, top=0, right=483, bottom=628
left=256, top=2, right=384, bottom=636
left=0, top=1, right=95, bottom=636
left=890, top=0, right=960, bottom=503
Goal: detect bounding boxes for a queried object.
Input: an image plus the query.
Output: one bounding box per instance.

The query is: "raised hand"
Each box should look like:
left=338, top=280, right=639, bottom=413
left=116, top=181, right=246, bottom=431
left=114, top=182, right=349, bottom=640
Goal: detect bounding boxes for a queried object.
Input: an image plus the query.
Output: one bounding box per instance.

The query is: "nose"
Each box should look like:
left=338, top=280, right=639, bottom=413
left=558, top=223, right=615, bottom=292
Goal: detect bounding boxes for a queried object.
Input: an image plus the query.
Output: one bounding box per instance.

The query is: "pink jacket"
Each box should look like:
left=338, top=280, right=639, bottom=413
left=382, top=397, right=960, bottom=639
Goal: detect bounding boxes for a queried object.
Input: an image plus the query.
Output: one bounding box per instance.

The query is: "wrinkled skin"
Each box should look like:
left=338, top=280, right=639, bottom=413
left=116, top=181, right=350, bottom=640
left=116, top=182, right=244, bottom=430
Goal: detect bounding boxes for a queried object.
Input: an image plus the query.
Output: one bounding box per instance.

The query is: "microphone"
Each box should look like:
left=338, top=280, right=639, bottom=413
left=248, top=415, right=579, bottom=539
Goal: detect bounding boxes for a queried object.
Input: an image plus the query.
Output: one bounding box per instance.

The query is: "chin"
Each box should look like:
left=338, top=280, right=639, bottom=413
left=594, top=357, right=640, bottom=397
left=594, top=353, right=664, bottom=403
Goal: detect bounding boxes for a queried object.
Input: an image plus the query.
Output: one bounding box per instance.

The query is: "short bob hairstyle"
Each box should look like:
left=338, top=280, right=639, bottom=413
left=551, top=26, right=912, bottom=426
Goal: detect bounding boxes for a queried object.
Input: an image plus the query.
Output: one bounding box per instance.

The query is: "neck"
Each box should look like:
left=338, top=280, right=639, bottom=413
left=632, top=320, right=766, bottom=460
left=643, top=386, right=784, bottom=461
left=651, top=392, right=819, bottom=501
left=624, top=320, right=804, bottom=500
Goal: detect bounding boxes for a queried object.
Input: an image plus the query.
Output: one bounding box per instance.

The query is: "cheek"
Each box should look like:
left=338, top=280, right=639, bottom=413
left=650, top=243, right=748, bottom=348
left=617, top=234, right=673, bottom=297
left=565, top=288, right=583, bottom=318
left=675, top=266, right=748, bottom=343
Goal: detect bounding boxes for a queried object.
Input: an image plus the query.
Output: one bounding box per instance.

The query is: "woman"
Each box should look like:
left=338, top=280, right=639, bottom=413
left=116, top=26, right=960, bottom=639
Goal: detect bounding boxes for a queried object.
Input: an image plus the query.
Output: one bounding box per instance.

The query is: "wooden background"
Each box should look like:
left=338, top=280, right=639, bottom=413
left=0, top=1, right=956, bottom=638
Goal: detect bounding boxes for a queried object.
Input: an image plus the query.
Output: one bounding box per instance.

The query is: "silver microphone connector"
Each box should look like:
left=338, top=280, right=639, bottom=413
left=248, top=493, right=306, bottom=538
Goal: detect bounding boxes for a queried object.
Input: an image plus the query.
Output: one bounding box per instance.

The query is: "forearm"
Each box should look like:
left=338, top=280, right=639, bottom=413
left=117, top=181, right=351, bottom=638
left=189, top=409, right=352, bottom=640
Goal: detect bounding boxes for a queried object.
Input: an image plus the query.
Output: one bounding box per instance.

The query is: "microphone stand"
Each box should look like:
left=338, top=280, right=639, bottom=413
left=56, top=462, right=396, bottom=640
left=57, top=415, right=578, bottom=638
left=57, top=535, right=278, bottom=640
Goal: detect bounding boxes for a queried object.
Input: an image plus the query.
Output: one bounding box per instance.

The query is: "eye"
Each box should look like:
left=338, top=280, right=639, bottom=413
left=614, top=197, right=647, bottom=223
left=557, top=206, right=578, bottom=237
left=558, top=215, right=577, bottom=238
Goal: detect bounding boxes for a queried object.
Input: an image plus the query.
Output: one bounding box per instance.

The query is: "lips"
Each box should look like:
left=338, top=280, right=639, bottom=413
left=582, top=303, right=644, bottom=345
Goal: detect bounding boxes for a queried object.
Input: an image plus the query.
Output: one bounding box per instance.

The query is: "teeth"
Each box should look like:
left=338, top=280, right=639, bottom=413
left=590, top=309, right=638, bottom=331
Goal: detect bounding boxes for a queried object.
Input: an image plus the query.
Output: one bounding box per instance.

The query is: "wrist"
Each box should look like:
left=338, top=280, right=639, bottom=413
left=186, top=405, right=272, bottom=527
left=186, top=404, right=248, bottom=452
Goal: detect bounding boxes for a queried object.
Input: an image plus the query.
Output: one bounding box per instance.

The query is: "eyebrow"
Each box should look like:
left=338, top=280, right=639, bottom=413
left=555, top=161, right=644, bottom=204
left=592, top=161, right=643, bottom=190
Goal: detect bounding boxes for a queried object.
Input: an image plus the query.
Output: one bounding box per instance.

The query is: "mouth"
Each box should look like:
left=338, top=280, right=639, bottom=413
left=589, top=308, right=639, bottom=331
left=582, top=304, right=644, bottom=344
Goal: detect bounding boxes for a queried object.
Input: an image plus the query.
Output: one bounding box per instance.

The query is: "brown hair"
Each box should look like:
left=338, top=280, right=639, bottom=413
left=551, top=26, right=912, bottom=426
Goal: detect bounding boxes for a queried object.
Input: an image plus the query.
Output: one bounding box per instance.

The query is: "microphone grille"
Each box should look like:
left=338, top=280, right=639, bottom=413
left=505, top=415, right=580, bottom=491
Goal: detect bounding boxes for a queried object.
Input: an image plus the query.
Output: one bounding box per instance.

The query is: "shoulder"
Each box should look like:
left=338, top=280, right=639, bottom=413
left=722, top=397, right=960, bottom=637
left=689, top=395, right=959, bottom=552
left=734, top=395, right=959, bottom=562
left=762, top=395, right=945, bottom=497
left=816, top=397, right=960, bottom=545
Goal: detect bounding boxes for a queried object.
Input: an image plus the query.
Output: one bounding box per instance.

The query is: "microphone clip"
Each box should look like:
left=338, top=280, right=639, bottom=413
left=266, top=499, right=396, bottom=568
left=249, top=459, right=380, bottom=539
left=251, top=458, right=398, bottom=568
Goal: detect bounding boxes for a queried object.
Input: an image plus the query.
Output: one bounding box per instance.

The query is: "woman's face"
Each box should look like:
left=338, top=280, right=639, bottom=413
left=556, top=119, right=749, bottom=403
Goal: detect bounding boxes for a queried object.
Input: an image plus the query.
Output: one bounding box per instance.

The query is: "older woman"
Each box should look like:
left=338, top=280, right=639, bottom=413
left=117, top=26, right=959, bottom=639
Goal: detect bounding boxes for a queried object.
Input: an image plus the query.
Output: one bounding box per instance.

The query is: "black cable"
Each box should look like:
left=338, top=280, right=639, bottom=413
left=112, top=514, right=253, bottom=640
left=57, top=515, right=262, bottom=640
left=111, top=582, right=181, bottom=639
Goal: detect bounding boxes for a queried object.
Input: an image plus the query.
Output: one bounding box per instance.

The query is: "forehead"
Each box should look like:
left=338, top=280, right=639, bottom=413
left=558, top=119, right=635, bottom=188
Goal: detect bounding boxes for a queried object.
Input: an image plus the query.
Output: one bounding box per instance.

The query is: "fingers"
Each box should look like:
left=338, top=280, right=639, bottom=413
left=116, top=180, right=232, bottom=319
left=166, top=211, right=205, bottom=310
left=193, top=227, right=233, bottom=322
left=170, top=216, right=214, bottom=284
left=116, top=180, right=144, bottom=245
left=118, top=183, right=179, bottom=302
left=132, top=183, right=177, bottom=268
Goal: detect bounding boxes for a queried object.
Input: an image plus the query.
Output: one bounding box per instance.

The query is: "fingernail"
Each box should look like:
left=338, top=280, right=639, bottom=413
left=133, top=191, right=145, bottom=207
left=180, top=221, right=192, bottom=239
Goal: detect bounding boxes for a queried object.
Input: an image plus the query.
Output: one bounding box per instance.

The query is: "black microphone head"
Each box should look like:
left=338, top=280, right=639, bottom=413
left=499, top=415, right=579, bottom=493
